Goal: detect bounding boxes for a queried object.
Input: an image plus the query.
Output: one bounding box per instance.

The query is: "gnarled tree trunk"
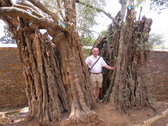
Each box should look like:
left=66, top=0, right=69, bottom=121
left=93, top=8, right=153, bottom=113
left=0, top=0, right=105, bottom=125
left=113, top=9, right=152, bottom=112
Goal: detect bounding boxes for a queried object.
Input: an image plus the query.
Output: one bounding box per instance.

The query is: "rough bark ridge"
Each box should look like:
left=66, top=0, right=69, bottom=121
left=0, top=0, right=104, bottom=125
left=93, top=8, right=152, bottom=112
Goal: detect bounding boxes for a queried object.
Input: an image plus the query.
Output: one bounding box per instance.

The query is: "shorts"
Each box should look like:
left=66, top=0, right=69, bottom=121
left=90, top=73, right=103, bottom=88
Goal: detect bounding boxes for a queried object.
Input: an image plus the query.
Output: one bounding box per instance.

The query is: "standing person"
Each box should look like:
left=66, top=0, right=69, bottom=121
left=85, top=48, right=114, bottom=103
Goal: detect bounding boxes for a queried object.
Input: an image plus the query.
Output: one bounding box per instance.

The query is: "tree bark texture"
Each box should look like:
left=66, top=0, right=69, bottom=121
left=93, top=8, right=153, bottom=112
left=0, top=0, right=104, bottom=125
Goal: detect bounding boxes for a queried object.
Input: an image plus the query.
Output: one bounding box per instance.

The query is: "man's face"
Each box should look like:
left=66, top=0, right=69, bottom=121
left=92, top=48, right=99, bottom=57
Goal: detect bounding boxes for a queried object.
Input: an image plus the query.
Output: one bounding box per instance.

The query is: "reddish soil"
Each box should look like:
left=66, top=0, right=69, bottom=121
left=96, top=102, right=168, bottom=126
left=0, top=102, right=168, bottom=126
left=151, top=116, right=168, bottom=126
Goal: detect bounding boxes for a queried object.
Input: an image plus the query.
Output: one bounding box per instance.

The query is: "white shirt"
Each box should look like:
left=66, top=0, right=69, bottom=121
left=85, top=55, right=107, bottom=73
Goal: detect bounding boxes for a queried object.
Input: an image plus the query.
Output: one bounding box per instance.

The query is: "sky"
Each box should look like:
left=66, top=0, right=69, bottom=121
left=0, top=0, right=168, bottom=47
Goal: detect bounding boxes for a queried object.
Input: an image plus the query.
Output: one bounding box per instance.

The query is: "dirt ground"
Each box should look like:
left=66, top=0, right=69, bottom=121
left=0, top=101, right=168, bottom=126
left=96, top=102, right=168, bottom=126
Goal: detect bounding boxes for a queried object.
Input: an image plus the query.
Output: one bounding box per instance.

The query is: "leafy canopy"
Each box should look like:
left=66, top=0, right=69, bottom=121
left=150, top=0, right=168, bottom=11
left=0, top=25, right=15, bottom=44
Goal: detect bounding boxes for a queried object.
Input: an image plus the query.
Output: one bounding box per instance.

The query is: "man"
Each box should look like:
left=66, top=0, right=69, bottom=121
left=85, top=48, right=114, bottom=103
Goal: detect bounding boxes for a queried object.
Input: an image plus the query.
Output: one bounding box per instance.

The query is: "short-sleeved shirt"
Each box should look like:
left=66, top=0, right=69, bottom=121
left=85, top=55, right=107, bottom=73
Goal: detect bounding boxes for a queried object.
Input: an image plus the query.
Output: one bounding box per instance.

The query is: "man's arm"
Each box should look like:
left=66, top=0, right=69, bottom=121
left=104, top=65, right=115, bottom=70
left=101, top=57, right=114, bottom=70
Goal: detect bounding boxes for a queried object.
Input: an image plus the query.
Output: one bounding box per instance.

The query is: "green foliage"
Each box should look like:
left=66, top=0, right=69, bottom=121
left=134, top=0, right=146, bottom=7
left=83, top=48, right=91, bottom=58
left=119, top=0, right=146, bottom=8
left=150, top=0, right=168, bottom=11
left=80, top=35, right=95, bottom=46
left=40, top=0, right=58, bottom=14
left=0, top=25, right=15, bottom=44
left=80, top=29, right=107, bottom=46
left=150, top=0, right=168, bottom=7
left=147, top=33, right=165, bottom=48
left=41, top=0, right=106, bottom=44
left=99, top=30, right=107, bottom=37
left=77, top=0, right=106, bottom=39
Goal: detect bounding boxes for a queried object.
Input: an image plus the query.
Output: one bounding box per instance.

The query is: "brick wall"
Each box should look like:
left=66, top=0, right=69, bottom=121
left=147, top=51, right=168, bottom=102
left=0, top=48, right=27, bottom=109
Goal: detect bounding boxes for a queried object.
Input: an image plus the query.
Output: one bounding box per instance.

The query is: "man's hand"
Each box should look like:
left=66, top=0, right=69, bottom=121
left=110, top=66, right=115, bottom=70
left=104, top=65, right=115, bottom=70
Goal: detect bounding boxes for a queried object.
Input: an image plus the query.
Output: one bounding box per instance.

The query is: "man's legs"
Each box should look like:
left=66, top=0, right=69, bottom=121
left=93, top=81, right=101, bottom=103
left=94, top=82, right=100, bottom=100
left=96, top=73, right=103, bottom=102
left=95, top=89, right=100, bottom=102
left=90, top=73, right=103, bottom=102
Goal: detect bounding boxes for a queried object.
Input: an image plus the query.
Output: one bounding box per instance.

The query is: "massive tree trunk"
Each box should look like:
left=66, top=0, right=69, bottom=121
left=113, top=9, right=152, bottom=112
left=93, top=8, right=153, bottom=112
left=0, top=0, right=105, bottom=125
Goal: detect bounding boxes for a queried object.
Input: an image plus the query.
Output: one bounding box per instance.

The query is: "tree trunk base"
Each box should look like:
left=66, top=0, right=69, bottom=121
left=17, top=112, right=105, bottom=126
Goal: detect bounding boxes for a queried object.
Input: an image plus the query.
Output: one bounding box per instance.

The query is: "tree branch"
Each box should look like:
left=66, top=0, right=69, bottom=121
left=0, top=7, right=62, bottom=35
left=28, top=0, right=71, bottom=30
left=56, top=0, right=65, bottom=21
left=19, top=1, right=43, bottom=16
left=13, top=3, right=42, bottom=18
left=28, top=0, right=64, bottom=24
left=77, top=0, right=118, bottom=24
